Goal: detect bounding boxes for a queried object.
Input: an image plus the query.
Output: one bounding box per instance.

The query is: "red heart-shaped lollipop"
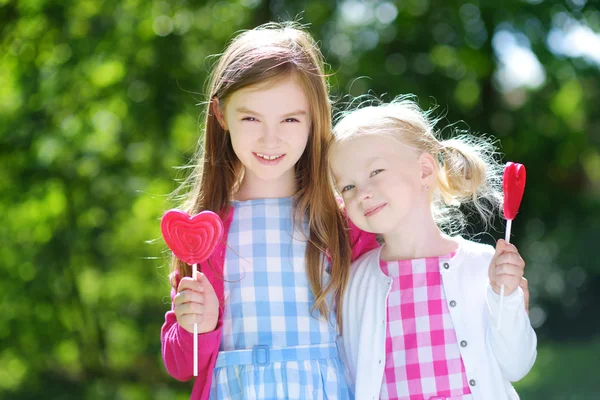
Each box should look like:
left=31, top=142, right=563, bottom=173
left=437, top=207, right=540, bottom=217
left=160, top=209, right=224, bottom=265
left=502, top=162, right=526, bottom=220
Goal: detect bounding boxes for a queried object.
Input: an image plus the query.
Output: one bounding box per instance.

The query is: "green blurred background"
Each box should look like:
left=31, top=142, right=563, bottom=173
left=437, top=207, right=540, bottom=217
left=1, top=0, right=599, bottom=398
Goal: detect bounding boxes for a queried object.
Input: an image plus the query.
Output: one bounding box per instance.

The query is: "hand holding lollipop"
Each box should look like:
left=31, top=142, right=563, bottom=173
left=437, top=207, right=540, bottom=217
left=161, top=209, right=224, bottom=376
left=497, top=162, right=526, bottom=329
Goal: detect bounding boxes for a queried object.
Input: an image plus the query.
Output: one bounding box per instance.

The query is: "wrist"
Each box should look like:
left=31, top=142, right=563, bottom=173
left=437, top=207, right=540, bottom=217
left=490, top=280, right=516, bottom=296
left=199, top=322, right=218, bottom=334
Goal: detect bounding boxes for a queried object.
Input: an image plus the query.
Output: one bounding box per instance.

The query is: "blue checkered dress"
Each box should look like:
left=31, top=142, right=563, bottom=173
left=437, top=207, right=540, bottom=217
left=210, top=197, right=349, bottom=399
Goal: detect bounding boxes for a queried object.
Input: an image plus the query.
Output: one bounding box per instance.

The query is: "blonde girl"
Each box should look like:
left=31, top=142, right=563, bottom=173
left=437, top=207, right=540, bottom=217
left=330, top=97, right=536, bottom=400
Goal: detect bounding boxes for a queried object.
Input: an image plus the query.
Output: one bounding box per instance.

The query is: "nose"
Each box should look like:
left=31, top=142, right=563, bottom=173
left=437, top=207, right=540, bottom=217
left=357, top=184, right=373, bottom=202
left=258, top=123, right=282, bottom=147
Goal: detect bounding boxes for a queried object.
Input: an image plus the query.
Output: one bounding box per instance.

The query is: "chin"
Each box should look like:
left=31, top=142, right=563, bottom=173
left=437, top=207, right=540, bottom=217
left=366, top=218, right=400, bottom=236
left=353, top=219, right=382, bottom=235
left=253, top=168, right=292, bottom=182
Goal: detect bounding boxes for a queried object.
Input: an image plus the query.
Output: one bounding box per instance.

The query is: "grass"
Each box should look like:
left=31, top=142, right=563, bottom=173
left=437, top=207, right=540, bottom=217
left=513, top=336, right=600, bottom=399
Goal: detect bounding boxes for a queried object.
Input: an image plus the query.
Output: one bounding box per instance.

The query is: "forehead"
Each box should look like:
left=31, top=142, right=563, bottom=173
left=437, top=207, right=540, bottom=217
left=331, top=135, right=389, bottom=171
left=330, top=135, right=413, bottom=177
left=227, top=75, right=309, bottom=109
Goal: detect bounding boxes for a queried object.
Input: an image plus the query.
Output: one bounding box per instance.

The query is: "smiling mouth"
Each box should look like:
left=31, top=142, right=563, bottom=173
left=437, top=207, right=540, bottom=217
left=364, top=203, right=386, bottom=217
left=254, top=152, right=284, bottom=161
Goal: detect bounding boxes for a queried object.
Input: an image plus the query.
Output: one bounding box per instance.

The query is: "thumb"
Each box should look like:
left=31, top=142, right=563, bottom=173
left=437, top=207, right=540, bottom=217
left=494, top=239, right=507, bottom=256
left=195, top=272, right=209, bottom=286
left=196, top=273, right=215, bottom=291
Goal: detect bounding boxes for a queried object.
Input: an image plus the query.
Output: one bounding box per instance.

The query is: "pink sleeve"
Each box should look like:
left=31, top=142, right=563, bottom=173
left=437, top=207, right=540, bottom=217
left=333, top=198, right=379, bottom=261
left=324, top=204, right=379, bottom=264
left=161, top=280, right=222, bottom=398
left=346, top=217, right=379, bottom=261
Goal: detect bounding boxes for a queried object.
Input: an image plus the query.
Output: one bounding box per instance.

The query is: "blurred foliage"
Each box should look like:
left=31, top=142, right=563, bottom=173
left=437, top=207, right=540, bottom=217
left=1, top=0, right=599, bottom=398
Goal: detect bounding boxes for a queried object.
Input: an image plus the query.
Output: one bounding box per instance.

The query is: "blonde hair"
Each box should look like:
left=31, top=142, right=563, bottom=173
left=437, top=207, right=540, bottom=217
left=170, top=22, right=352, bottom=329
left=332, top=95, right=504, bottom=235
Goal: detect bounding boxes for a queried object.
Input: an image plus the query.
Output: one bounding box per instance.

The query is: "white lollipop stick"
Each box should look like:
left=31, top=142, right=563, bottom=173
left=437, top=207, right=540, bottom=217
left=193, top=262, right=198, bottom=376
left=497, top=220, right=512, bottom=330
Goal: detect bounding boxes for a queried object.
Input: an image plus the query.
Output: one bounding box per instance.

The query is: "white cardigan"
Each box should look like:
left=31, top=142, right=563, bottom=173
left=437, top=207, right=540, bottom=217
left=339, top=237, right=537, bottom=400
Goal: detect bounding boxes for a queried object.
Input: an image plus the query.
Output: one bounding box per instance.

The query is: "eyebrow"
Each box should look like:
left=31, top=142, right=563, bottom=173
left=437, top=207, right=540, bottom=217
left=235, top=107, right=308, bottom=118
left=333, top=156, right=383, bottom=186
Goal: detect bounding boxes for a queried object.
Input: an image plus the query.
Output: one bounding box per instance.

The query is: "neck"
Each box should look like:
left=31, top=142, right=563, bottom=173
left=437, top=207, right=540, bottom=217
left=380, top=211, right=458, bottom=261
left=233, top=169, right=297, bottom=201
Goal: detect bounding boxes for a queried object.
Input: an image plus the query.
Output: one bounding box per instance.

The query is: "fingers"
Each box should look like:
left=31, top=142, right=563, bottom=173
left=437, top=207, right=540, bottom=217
left=491, top=241, right=530, bottom=305
left=174, top=276, right=205, bottom=314
left=174, top=289, right=205, bottom=307
left=174, top=273, right=214, bottom=316
left=493, top=240, right=525, bottom=276
left=492, top=241, right=525, bottom=295
left=174, top=272, right=219, bottom=333
left=174, top=301, right=207, bottom=317
left=494, top=253, right=524, bottom=276
left=177, top=276, right=204, bottom=293
left=496, top=252, right=525, bottom=269
left=173, top=288, right=209, bottom=332
left=495, top=263, right=525, bottom=277
left=519, top=276, right=528, bottom=290
left=494, top=261, right=524, bottom=277
left=495, top=239, right=522, bottom=256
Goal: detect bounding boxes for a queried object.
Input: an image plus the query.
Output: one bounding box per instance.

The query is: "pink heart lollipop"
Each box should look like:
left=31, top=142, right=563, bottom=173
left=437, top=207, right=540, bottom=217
left=160, top=209, right=224, bottom=377
left=160, top=209, right=224, bottom=265
left=498, top=162, right=526, bottom=330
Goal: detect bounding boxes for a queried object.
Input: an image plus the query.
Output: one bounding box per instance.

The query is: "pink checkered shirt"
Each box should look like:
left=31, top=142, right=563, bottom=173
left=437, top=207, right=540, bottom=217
left=379, top=252, right=472, bottom=400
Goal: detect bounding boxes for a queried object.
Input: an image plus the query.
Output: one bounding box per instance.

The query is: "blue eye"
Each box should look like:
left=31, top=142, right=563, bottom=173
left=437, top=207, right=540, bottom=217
left=341, top=184, right=354, bottom=192
left=370, top=169, right=384, bottom=177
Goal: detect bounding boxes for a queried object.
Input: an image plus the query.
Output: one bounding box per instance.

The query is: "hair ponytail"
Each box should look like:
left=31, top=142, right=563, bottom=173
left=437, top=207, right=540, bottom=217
left=436, top=135, right=503, bottom=231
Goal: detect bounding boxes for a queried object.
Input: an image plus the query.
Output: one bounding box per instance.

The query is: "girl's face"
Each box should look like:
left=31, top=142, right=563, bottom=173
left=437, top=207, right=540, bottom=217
left=330, top=134, right=427, bottom=234
left=223, top=76, right=311, bottom=191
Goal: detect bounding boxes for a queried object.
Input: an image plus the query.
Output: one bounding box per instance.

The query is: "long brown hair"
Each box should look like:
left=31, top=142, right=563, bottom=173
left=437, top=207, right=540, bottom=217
left=170, top=22, right=352, bottom=329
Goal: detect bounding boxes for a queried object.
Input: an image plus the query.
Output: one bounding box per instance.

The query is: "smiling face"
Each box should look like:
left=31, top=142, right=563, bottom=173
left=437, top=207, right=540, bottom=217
left=221, top=75, right=311, bottom=194
left=330, top=134, right=429, bottom=234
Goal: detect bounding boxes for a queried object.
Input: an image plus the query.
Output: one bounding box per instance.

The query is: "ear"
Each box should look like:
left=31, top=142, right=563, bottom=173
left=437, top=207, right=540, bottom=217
left=211, top=97, right=228, bottom=130
left=418, top=152, right=436, bottom=185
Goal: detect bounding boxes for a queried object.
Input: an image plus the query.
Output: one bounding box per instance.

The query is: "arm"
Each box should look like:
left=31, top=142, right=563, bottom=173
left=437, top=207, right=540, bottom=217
left=161, top=285, right=223, bottom=381
left=486, top=285, right=537, bottom=381
left=161, top=262, right=223, bottom=391
left=485, top=240, right=537, bottom=381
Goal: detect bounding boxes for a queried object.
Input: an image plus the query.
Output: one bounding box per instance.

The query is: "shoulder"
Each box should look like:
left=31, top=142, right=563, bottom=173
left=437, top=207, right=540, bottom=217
left=351, top=247, right=381, bottom=267
left=348, top=247, right=383, bottom=282
left=456, top=236, right=495, bottom=262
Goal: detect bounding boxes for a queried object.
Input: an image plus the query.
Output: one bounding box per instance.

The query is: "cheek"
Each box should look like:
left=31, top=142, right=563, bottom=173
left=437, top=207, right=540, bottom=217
left=228, top=133, right=250, bottom=157
left=369, top=177, right=391, bottom=196
left=229, top=124, right=254, bottom=143
left=228, top=132, right=241, bottom=149
left=288, top=126, right=310, bottom=148
left=345, top=203, right=363, bottom=223
left=384, top=174, right=413, bottom=192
